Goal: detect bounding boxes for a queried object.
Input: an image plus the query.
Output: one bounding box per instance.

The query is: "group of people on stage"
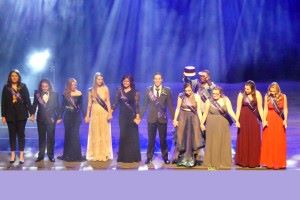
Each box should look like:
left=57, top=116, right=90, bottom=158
left=1, top=67, right=288, bottom=170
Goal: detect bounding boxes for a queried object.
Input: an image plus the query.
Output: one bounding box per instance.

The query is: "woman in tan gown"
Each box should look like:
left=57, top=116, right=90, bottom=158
left=201, top=87, right=239, bottom=169
left=85, top=72, right=113, bottom=161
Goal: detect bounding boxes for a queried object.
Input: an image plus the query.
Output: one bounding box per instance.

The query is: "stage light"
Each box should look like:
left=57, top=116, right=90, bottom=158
left=27, top=49, right=51, bottom=73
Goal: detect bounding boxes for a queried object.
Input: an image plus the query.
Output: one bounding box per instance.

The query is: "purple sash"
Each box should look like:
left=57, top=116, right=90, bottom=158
left=270, top=96, right=285, bottom=120
left=8, top=87, right=23, bottom=103
left=210, top=98, right=234, bottom=126
left=149, top=90, right=167, bottom=119
left=243, top=94, right=261, bottom=121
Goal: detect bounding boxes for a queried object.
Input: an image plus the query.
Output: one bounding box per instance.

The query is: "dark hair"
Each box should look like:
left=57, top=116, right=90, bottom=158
left=7, top=69, right=22, bottom=88
left=121, top=75, right=135, bottom=89
left=38, top=79, right=54, bottom=93
left=244, top=80, right=257, bottom=102
left=212, top=86, right=224, bottom=97
left=64, top=78, right=77, bottom=98
left=153, top=72, right=163, bottom=79
left=183, top=82, right=193, bottom=90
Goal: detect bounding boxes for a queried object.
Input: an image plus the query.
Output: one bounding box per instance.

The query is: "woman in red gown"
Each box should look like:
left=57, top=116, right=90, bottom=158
left=235, top=80, right=264, bottom=168
left=260, top=82, right=288, bottom=169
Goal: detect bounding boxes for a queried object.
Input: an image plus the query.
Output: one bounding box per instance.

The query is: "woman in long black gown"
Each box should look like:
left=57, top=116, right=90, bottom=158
left=112, top=75, right=141, bottom=163
left=58, top=78, right=85, bottom=162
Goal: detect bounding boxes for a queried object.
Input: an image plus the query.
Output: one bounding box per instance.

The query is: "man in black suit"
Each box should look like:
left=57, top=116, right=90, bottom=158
left=31, top=79, right=61, bottom=162
left=141, top=73, right=175, bottom=164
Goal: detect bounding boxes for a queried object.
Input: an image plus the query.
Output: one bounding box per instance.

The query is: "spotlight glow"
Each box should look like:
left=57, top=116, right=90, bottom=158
left=27, top=49, right=51, bottom=73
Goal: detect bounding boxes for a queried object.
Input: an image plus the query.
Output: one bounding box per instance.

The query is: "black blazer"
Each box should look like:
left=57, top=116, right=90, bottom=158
left=141, top=86, right=175, bottom=124
left=1, top=83, right=33, bottom=122
left=32, top=90, right=61, bottom=123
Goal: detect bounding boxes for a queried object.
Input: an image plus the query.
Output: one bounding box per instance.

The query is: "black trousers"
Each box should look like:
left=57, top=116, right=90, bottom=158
left=146, top=122, right=168, bottom=160
left=7, top=120, right=27, bottom=151
left=37, top=121, right=56, bottom=159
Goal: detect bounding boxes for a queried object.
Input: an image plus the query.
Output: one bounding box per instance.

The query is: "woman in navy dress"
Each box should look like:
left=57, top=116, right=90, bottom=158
left=58, top=78, right=85, bottom=162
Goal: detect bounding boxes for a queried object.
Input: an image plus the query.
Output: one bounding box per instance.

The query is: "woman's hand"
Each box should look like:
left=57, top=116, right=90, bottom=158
left=29, top=115, right=35, bottom=123
left=235, top=121, right=240, bottom=128
left=107, top=113, right=112, bottom=121
left=200, top=123, right=206, bottom=131
left=173, top=120, right=178, bottom=127
left=283, top=120, right=287, bottom=129
left=85, top=116, right=90, bottom=123
left=56, top=119, right=62, bottom=124
left=133, top=117, right=141, bottom=125
left=262, top=120, right=268, bottom=128
left=2, top=117, right=6, bottom=125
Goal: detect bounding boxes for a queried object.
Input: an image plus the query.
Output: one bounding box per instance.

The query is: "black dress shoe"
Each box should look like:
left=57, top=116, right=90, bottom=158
left=9, top=158, right=16, bottom=164
left=145, top=158, right=152, bottom=164
left=49, top=158, right=55, bottom=162
left=163, top=159, right=170, bottom=165
left=35, top=157, right=44, bottom=162
left=172, top=159, right=178, bottom=164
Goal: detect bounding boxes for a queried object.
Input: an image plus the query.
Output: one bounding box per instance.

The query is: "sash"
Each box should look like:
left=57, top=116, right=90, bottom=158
left=210, top=98, right=234, bottom=126
left=270, top=96, right=285, bottom=120
left=196, top=83, right=214, bottom=103
left=148, top=89, right=167, bottom=119
left=94, top=93, right=109, bottom=112
left=8, top=87, right=23, bottom=103
left=243, top=94, right=261, bottom=121
left=119, top=88, right=135, bottom=114
left=65, top=95, right=79, bottom=110
left=181, top=95, right=197, bottom=115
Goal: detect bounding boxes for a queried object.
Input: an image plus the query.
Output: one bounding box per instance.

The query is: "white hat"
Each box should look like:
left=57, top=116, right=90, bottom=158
left=183, top=66, right=196, bottom=77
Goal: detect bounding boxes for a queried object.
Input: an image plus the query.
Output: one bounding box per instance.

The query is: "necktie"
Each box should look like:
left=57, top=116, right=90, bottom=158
left=156, top=87, right=160, bottom=98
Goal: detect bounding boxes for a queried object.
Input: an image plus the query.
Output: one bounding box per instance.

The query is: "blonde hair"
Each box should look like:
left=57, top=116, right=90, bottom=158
left=91, top=72, right=105, bottom=97
left=64, top=78, right=77, bottom=98
left=267, top=82, right=283, bottom=103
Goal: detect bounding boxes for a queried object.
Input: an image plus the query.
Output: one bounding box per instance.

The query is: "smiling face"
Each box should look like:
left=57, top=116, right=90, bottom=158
left=153, top=74, right=163, bottom=87
left=70, top=80, right=77, bottom=92
left=41, top=82, right=50, bottom=93
left=212, top=89, right=221, bottom=100
left=199, top=72, right=209, bottom=84
left=269, top=86, right=277, bottom=97
left=244, top=85, right=252, bottom=95
left=184, top=85, right=193, bottom=96
left=122, top=78, right=130, bottom=88
left=96, top=75, right=104, bottom=87
left=10, top=72, right=20, bottom=84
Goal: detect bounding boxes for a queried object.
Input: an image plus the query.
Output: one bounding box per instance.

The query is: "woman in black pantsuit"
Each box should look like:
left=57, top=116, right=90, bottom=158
left=1, top=69, right=34, bottom=164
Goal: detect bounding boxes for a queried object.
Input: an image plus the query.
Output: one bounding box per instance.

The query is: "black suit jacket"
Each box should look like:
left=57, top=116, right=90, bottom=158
left=1, top=83, right=33, bottom=122
left=141, top=86, right=175, bottom=124
left=32, top=90, right=61, bottom=123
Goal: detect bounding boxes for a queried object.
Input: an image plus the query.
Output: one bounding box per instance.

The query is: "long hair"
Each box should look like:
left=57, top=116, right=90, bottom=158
left=244, top=80, right=257, bottom=102
left=38, top=79, right=54, bottom=93
left=64, top=78, right=77, bottom=98
left=121, top=74, right=135, bottom=89
left=267, top=82, right=282, bottom=103
left=7, top=69, right=22, bottom=90
left=91, top=72, right=105, bottom=97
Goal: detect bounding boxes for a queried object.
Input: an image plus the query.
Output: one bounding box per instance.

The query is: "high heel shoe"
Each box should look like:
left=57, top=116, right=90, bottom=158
left=9, top=158, right=16, bottom=164
left=19, top=160, right=24, bottom=165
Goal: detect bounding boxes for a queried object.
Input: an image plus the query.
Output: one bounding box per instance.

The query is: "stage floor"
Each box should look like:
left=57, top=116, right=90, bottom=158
left=0, top=81, right=299, bottom=171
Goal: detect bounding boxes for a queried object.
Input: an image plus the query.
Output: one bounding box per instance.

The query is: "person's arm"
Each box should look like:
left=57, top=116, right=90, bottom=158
left=140, top=88, right=149, bottom=119
left=106, top=86, right=113, bottom=120
left=235, top=93, right=243, bottom=122
left=283, top=94, right=288, bottom=129
left=167, top=88, right=175, bottom=119
left=30, top=90, right=39, bottom=122
left=195, top=94, right=203, bottom=125
left=23, top=84, right=34, bottom=116
left=256, top=91, right=264, bottom=123
left=85, top=90, right=92, bottom=123
left=263, top=95, right=268, bottom=127
left=173, top=96, right=182, bottom=127
left=225, top=97, right=240, bottom=127
left=1, top=86, right=7, bottom=124
left=201, top=100, right=210, bottom=130
left=134, top=91, right=141, bottom=124
left=111, top=88, right=120, bottom=112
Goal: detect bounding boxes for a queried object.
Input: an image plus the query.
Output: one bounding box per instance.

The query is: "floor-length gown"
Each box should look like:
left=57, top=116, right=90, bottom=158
left=235, top=98, right=261, bottom=168
left=112, top=88, right=141, bottom=163
left=86, top=89, right=113, bottom=161
left=260, top=96, right=286, bottom=169
left=59, top=95, right=84, bottom=162
left=203, top=104, right=232, bottom=168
